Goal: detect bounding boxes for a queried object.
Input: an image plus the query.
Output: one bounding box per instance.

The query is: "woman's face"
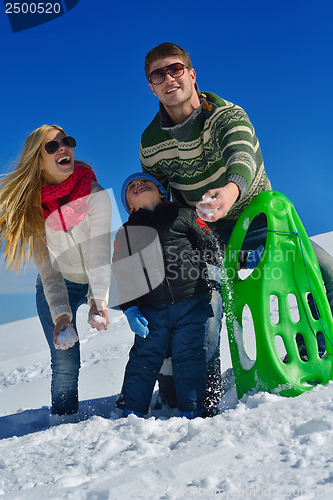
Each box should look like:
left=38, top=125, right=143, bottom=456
left=40, top=129, right=75, bottom=185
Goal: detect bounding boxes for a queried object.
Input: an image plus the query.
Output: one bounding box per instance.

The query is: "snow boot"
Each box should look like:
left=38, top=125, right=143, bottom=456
left=180, top=411, right=202, bottom=419
left=122, top=408, right=144, bottom=418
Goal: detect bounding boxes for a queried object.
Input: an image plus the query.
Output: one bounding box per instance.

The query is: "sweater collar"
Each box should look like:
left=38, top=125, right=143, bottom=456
left=158, top=85, right=214, bottom=142
left=159, top=84, right=205, bottom=128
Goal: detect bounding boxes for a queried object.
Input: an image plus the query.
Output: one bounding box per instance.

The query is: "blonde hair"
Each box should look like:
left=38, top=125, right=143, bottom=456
left=0, top=124, right=66, bottom=272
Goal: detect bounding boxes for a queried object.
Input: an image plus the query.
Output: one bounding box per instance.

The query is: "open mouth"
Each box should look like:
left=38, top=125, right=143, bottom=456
left=166, top=87, right=179, bottom=94
left=135, top=184, right=150, bottom=194
left=56, top=155, right=71, bottom=165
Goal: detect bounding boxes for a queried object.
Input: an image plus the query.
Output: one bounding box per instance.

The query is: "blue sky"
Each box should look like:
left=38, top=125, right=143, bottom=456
left=0, top=0, right=332, bottom=324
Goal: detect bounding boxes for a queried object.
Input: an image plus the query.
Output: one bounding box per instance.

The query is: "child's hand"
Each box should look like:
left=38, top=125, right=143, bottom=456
left=124, top=306, right=149, bottom=338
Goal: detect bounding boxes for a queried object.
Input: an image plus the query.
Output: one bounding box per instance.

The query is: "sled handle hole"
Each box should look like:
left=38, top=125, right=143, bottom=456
left=288, top=293, right=300, bottom=323
left=275, top=335, right=288, bottom=361
left=270, top=295, right=279, bottom=324
left=306, top=292, right=320, bottom=320
left=295, top=333, right=308, bottom=362
left=316, top=331, right=327, bottom=359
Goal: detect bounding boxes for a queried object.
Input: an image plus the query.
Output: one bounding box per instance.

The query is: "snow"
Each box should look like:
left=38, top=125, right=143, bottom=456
left=233, top=319, right=256, bottom=371
left=242, top=217, right=250, bottom=231
left=88, top=314, right=109, bottom=331
left=55, top=325, right=79, bottom=350
left=196, top=195, right=219, bottom=219
left=0, top=232, right=333, bottom=499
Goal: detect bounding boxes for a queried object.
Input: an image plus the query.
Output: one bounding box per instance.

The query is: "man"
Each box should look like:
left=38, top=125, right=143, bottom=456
left=141, top=42, right=271, bottom=226
left=140, top=42, right=333, bottom=416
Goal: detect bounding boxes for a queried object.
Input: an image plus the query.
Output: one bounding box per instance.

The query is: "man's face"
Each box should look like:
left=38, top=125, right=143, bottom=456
left=148, top=57, right=197, bottom=110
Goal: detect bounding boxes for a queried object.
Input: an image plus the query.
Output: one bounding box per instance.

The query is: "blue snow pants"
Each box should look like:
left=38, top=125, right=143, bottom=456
left=118, top=296, right=209, bottom=415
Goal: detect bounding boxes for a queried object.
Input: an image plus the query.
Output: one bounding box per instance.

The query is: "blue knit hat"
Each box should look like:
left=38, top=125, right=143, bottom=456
left=121, top=172, right=168, bottom=214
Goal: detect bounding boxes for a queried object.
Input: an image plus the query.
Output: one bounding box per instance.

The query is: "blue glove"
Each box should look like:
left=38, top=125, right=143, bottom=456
left=246, top=245, right=264, bottom=269
left=124, top=306, right=149, bottom=338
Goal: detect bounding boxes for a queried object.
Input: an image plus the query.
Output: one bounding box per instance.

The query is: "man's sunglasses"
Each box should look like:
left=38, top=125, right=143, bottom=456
left=149, top=62, right=188, bottom=85
left=44, top=136, right=77, bottom=155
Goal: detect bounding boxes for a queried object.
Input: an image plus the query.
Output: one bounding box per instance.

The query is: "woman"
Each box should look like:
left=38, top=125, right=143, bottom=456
left=0, top=125, right=112, bottom=422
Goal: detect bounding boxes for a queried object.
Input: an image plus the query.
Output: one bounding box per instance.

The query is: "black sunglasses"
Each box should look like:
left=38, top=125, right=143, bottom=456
left=44, top=136, right=77, bottom=155
left=149, top=62, right=188, bottom=85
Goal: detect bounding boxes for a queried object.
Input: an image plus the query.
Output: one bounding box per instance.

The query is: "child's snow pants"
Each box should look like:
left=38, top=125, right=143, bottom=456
left=117, top=296, right=209, bottom=415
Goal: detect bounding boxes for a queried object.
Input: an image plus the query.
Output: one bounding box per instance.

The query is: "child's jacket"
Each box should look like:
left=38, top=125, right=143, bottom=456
left=112, top=202, right=223, bottom=311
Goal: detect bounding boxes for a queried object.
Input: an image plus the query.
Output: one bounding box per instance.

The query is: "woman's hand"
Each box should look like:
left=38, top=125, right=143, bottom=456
left=88, top=299, right=110, bottom=331
left=196, top=183, right=240, bottom=222
left=53, top=315, right=78, bottom=350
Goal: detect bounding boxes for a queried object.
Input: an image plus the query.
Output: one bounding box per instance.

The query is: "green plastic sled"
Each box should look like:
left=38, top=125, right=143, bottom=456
left=221, top=190, right=333, bottom=399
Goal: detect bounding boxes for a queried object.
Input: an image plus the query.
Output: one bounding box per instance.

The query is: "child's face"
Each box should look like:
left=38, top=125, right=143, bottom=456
left=126, top=178, right=163, bottom=212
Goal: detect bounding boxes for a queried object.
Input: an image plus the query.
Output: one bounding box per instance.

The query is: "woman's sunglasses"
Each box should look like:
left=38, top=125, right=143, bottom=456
left=44, top=136, right=77, bottom=155
left=149, top=62, right=187, bottom=85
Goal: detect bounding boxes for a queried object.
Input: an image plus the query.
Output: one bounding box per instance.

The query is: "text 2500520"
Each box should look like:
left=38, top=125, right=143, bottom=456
left=5, top=3, right=61, bottom=14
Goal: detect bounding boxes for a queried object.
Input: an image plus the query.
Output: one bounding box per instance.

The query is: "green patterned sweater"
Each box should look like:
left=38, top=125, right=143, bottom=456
left=140, top=91, right=271, bottom=227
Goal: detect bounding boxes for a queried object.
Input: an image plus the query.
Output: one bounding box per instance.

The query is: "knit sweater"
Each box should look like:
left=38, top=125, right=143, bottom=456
left=140, top=90, right=271, bottom=227
left=35, top=182, right=112, bottom=324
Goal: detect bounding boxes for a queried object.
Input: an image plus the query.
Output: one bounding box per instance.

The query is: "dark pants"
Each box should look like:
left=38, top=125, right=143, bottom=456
left=117, top=297, right=208, bottom=415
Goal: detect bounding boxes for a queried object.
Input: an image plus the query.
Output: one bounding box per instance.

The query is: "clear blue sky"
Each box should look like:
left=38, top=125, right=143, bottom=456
left=1, top=0, right=332, bottom=324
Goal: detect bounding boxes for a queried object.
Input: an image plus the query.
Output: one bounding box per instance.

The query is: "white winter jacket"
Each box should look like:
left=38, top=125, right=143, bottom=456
left=35, top=182, right=112, bottom=324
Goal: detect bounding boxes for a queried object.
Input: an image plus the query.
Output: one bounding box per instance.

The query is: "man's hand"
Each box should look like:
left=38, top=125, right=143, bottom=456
left=88, top=299, right=110, bottom=331
left=196, top=183, right=240, bottom=222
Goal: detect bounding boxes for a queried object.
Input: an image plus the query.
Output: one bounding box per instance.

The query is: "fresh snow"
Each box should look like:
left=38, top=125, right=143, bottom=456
left=0, top=232, right=333, bottom=499
left=55, top=325, right=79, bottom=350
left=196, top=195, right=219, bottom=219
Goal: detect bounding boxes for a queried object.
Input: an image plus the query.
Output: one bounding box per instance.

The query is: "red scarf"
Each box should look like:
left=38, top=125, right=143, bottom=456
left=41, top=164, right=97, bottom=232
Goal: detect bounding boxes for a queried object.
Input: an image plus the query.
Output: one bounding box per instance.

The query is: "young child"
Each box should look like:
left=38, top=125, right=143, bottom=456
left=112, top=172, right=229, bottom=419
